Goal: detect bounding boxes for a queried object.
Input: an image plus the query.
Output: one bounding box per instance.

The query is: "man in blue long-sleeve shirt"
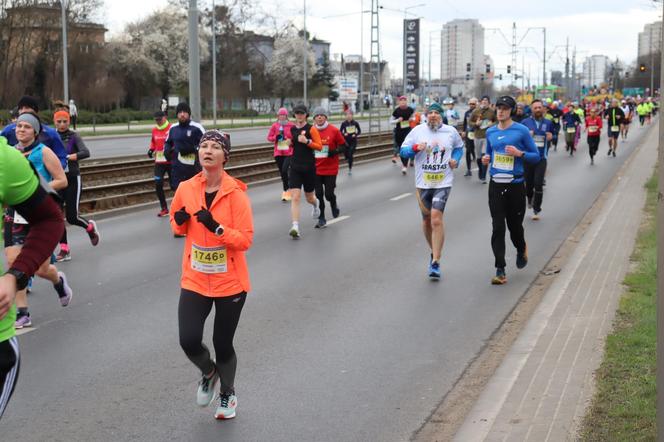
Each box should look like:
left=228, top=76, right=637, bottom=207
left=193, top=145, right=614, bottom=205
left=400, top=102, right=464, bottom=280
left=163, top=102, right=205, bottom=190
left=481, top=96, right=540, bottom=285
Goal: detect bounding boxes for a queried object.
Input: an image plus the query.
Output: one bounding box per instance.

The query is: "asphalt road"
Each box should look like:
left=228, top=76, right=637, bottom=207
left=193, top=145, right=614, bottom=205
left=2, top=120, right=651, bottom=441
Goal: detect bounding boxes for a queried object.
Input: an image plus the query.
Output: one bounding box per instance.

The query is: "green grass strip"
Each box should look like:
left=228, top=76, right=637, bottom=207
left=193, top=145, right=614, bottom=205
left=580, top=173, right=657, bottom=441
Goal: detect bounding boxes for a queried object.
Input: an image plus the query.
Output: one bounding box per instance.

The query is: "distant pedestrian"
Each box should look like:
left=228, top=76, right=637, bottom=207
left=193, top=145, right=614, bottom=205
left=340, top=110, right=361, bottom=175
left=148, top=111, right=173, bottom=217
left=69, top=99, right=78, bottom=130
left=267, top=108, right=294, bottom=202
left=163, top=102, right=205, bottom=191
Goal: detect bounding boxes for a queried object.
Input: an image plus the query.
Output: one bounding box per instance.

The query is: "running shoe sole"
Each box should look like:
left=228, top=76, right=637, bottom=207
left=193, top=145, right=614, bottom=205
left=88, top=220, right=100, bottom=246
left=289, top=228, right=300, bottom=239
left=56, top=253, right=71, bottom=262
left=14, top=317, right=32, bottom=329
left=491, top=276, right=507, bottom=285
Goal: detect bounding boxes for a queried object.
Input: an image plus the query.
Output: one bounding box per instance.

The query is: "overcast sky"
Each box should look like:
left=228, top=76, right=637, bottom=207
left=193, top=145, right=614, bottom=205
left=104, top=0, right=662, bottom=86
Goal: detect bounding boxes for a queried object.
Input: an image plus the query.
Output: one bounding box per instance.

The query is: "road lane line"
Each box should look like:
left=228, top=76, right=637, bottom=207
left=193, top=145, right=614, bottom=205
left=326, top=215, right=350, bottom=225
left=16, top=327, right=37, bottom=336
left=390, top=192, right=412, bottom=201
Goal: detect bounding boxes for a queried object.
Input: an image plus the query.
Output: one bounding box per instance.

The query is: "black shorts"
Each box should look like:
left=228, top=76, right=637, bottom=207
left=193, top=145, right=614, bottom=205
left=607, top=127, right=620, bottom=139
left=154, top=162, right=171, bottom=179
left=289, top=165, right=316, bottom=193
left=417, top=187, right=452, bottom=215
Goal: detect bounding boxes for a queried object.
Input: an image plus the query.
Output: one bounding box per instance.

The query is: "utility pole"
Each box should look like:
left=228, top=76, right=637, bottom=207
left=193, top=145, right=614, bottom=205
left=572, top=46, right=577, bottom=99
left=61, top=0, right=69, bottom=102
left=542, top=27, right=547, bottom=86
left=211, top=0, right=217, bottom=126
left=512, top=22, right=517, bottom=85
left=565, top=37, right=570, bottom=97
left=188, top=0, right=201, bottom=120
left=303, top=0, right=308, bottom=105
left=360, top=0, right=364, bottom=115
left=650, top=25, right=655, bottom=96
left=656, top=3, right=664, bottom=441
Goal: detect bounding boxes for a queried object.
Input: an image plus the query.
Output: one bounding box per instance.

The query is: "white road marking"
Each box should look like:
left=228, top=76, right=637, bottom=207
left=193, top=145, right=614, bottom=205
left=390, top=192, right=412, bottom=201
left=15, top=327, right=37, bottom=336
left=326, top=215, right=350, bottom=225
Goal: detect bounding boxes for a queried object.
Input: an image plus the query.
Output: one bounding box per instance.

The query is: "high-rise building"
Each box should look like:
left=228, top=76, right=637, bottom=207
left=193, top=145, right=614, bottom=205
left=638, top=21, right=662, bottom=58
left=440, top=19, right=484, bottom=96
left=582, top=55, right=610, bottom=88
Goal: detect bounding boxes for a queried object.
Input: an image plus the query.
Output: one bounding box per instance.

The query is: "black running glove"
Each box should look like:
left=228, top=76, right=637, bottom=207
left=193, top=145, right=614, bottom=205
left=147, top=149, right=154, bottom=159
left=194, top=207, right=220, bottom=233
left=174, top=207, right=190, bottom=226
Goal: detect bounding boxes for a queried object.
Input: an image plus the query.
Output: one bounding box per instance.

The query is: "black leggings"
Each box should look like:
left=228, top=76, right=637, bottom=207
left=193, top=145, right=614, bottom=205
left=60, top=171, right=90, bottom=246
left=315, top=175, right=337, bottom=219
left=465, top=139, right=475, bottom=171
left=344, top=141, right=357, bottom=170
left=154, top=163, right=172, bottom=210
left=525, top=159, right=547, bottom=213
left=0, top=337, right=20, bottom=420
left=587, top=135, right=600, bottom=158
left=178, top=289, right=246, bottom=394
left=488, top=181, right=527, bottom=269
left=275, top=156, right=291, bottom=191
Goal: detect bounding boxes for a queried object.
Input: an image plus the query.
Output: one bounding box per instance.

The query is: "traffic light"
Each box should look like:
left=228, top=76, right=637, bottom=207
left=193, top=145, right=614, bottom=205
left=625, top=71, right=630, bottom=78
left=498, top=74, right=503, bottom=80
left=639, top=63, right=646, bottom=72
left=485, top=64, right=491, bottom=74
left=465, top=74, right=470, bottom=81
left=466, top=63, right=471, bottom=72
left=507, top=65, right=511, bottom=74
left=480, top=74, right=485, bottom=81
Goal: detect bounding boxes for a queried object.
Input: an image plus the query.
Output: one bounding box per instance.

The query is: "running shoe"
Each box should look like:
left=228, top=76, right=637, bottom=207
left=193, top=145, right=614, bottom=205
left=289, top=224, right=300, bottom=239
left=197, top=370, right=219, bottom=407
left=331, top=206, right=340, bottom=219
left=214, top=393, right=237, bottom=420
left=428, top=261, right=441, bottom=280
left=532, top=212, right=541, bottom=221
left=391, top=155, right=397, bottom=164
left=613, top=150, right=616, bottom=157
left=86, top=220, right=100, bottom=246
left=607, top=149, right=611, bottom=156
left=56, top=249, right=71, bottom=262
left=527, top=197, right=533, bottom=209
left=401, top=166, right=407, bottom=175
left=283, top=191, right=292, bottom=202
left=464, top=170, right=472, bottom=177
left=311, top=200, right=321, bottom=219
left=15, top=314, right=32, bottom=329
left=54, top=271, right=73, bottom=307
left=348, top=169, right=352, bottom=176
left=516, top=245, right=528, bottom=269
left=315, top=217, right=327, bottom=229
left=157, top=208, right=169, bottom=217
left=409, top=160, right=414, bottom=167
left=491, top=268, right=507, bottom=285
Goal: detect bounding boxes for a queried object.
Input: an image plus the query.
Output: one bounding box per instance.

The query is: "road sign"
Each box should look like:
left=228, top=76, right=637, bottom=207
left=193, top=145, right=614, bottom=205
left=403, top=19, right=420, bottom=92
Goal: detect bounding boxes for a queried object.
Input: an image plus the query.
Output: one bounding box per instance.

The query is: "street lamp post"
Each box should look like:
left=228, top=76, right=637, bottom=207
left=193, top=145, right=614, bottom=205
left=212, top=0, right=217, bottom=126
left=303, top=0, right=307, bottom=105
left=188, top=0, right=201, bottom=120
left=61, top=0, right=69, bottom=102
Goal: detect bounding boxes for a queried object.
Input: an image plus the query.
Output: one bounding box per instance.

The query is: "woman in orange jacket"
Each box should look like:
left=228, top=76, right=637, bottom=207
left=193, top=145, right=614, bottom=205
left=170, top=129, right=254, bottom=420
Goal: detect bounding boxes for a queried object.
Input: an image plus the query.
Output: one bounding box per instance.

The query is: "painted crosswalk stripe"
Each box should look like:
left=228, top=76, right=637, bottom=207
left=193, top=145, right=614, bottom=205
left=390, top=192, right=412, bottom=201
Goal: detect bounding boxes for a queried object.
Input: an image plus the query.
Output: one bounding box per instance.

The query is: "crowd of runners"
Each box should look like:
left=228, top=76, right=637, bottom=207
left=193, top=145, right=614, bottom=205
left=0, top=89, right=658, bottom=422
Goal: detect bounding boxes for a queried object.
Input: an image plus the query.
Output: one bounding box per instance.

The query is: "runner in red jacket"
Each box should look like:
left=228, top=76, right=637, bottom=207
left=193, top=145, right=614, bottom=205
left=148, top=111, right=173, bottom=216
left=312, top=107, right=347, bottom=228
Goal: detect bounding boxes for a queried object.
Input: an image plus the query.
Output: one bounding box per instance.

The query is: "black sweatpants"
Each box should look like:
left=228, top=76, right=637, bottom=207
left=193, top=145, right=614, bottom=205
left=178, top=289, right=246, bottom=394
left=488, top=181, right=527, bottom=270
left=315, top=175, right=338, bottom=219
left=60, top=171, right=90, bottom=245
left=587, top=135, right=600, bottom=159
left=465, top=139, right=476, bottom=172
left=0, top=337, right=20, bottom=420
left=275, top=156, right=291, bottom=192
left=154, top=163, right=172, bottom=210
left=525, top=159, right=547, bottom=214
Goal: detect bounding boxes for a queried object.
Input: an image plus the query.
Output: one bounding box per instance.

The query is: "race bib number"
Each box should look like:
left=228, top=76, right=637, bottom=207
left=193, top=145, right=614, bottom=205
left=315, top=145, right=329, bottom=159
left=493, top=153, right=514, bottom=171
left=399, top=120, right=410, bottom=129
left=277, top=139, right=290, bottom=151
left=589, top=125, right=598, bottom=132
left=346, top=126, right=356, bottom=134
left=423, top=172, right=445, bottom=186
left=480, top=119, right=491, bottom=130
left=178, top=153, right=196, bottom=165
left=13, top=212, right=28, bottom=225
left=611, top=125, right=620, bottom=132
left=566, top=127, right=576, bottom=134
left=191, top=244, right=227, bottom=274
left=155, top=151, right=166, bottom=162
left=553, top=117, right=559, bottom=124
left=468, top=131, right=475, bottom=140
left=533, top=135, right=545, bottom=148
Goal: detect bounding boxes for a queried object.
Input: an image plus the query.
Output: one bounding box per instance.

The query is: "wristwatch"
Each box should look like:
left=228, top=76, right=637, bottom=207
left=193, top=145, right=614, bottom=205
left=5, top=268, right=29, bottom=291
left=214, top=225, right=224, bottom=236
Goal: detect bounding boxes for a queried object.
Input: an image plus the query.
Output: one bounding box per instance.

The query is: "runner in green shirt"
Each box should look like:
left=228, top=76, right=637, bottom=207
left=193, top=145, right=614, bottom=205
left=0, top=136, right=64, bottom=419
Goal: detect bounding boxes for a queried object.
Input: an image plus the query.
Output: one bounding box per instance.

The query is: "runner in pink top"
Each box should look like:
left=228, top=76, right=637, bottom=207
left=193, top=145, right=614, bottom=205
left=267, top=108, right=295, bottom=202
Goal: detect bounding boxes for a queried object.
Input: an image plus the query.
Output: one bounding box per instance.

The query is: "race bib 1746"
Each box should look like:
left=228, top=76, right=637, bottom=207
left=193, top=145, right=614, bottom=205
left=191, top=244, right=227, bottom=274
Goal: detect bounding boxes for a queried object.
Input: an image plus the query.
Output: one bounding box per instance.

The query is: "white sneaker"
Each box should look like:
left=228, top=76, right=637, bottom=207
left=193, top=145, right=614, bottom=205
left=214, top=393, right=237, bottom=420
left=196, top=371, right=219, bottom=406
left=289, top=224, right=300, bottom=239
left=401, top=166, right=407, bottom=175
left=311, top=200, right=321, bottom=219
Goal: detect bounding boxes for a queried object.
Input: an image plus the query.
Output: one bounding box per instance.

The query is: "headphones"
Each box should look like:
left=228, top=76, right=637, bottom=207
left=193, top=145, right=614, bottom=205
left=497, top=96, right=518, bottom=117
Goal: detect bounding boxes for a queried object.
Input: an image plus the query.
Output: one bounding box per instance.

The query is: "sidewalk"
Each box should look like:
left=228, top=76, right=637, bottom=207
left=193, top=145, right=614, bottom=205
left=454, top=122, right=659, bottom=442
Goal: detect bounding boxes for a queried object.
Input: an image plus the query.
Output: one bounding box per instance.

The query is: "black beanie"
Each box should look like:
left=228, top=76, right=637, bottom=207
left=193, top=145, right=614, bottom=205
left=17, top=96, right=39, bottom=113
left=176, top=102, right=192, bottom=115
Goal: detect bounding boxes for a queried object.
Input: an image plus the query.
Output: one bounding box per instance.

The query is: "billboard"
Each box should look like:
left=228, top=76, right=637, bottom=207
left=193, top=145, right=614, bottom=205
left=403, top=19, right=420, bottom=92
left=335, top=77, right=359, bottom=101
